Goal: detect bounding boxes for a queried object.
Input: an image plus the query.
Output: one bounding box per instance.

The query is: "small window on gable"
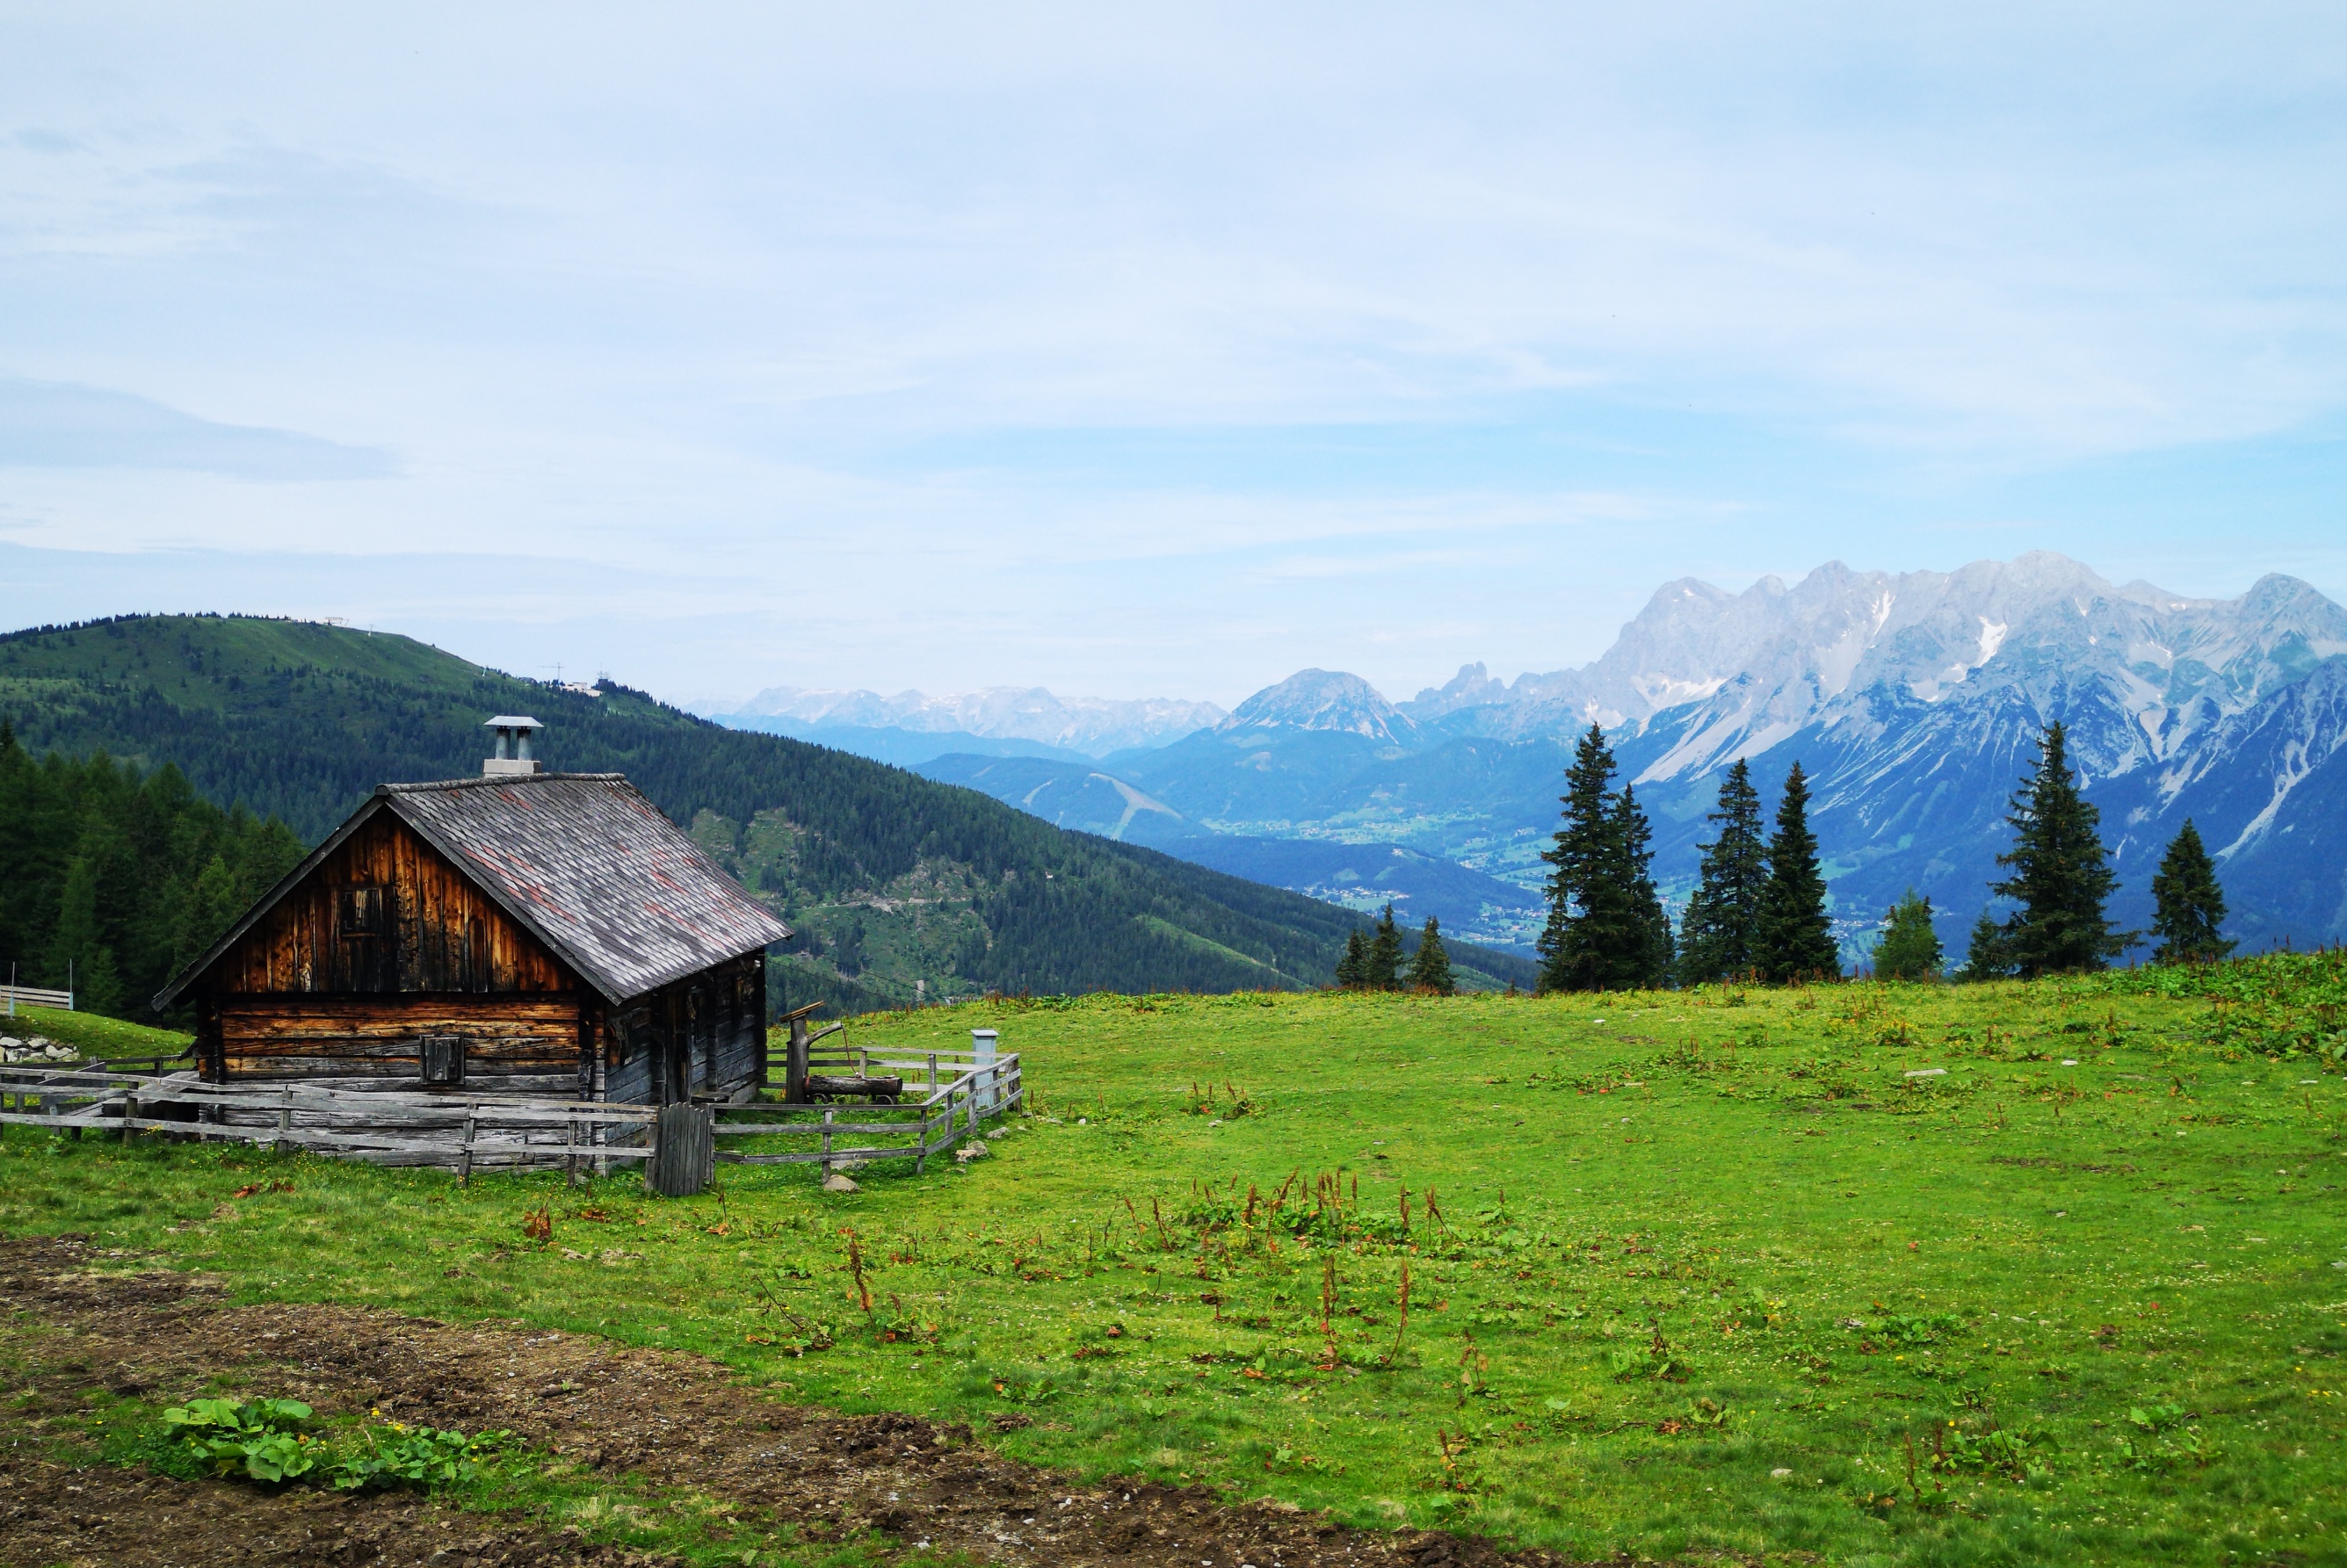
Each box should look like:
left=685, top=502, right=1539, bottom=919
left=419, top=1033, right=465, bottom=1086
left=339, top=885, right=386, bottom=938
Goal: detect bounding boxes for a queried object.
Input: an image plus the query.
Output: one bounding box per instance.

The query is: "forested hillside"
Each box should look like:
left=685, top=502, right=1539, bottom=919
left=0, top=615, right=1528, bottom=1015
left=0, top=727, right=305, bottom=1018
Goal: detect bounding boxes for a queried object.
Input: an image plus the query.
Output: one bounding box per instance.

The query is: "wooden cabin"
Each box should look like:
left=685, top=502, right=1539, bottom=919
left=154, top=730, right=792, bottom=1105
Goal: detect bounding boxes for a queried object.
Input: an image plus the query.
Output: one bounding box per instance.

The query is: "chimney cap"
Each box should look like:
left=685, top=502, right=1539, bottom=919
left=484, top=715, right=543, bottom=729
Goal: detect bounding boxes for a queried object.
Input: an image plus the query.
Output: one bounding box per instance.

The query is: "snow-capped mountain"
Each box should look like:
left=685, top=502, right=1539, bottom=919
left=1410, top=553, right=2347, bottom=775
left=1088, top=553, right=2347, bottom=952
left=710, top=684, right=1226, bottom=758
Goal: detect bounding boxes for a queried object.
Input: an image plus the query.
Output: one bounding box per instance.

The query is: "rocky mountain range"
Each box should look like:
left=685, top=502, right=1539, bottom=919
left=706, top=684, right=1226, bottom=763
left=905, top=553, right=2347, bottom=958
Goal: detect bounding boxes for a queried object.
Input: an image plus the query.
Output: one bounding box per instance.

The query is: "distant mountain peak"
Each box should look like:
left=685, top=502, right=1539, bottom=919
left=709, top=684, right=1226, bottom=756
left=1221, top=668, right=1413, bottom=744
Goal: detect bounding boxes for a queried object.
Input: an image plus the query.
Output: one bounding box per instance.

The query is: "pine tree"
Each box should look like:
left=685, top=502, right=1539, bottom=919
left=1538, top=726, right=1619, bottom=993
left=1677, top=759, right=1766, bottom=985
left=1873, top=889, right=1943, bottom=980
left=1616, top=786, right=1674, bottom=988
left=1959, top=911, right=2012, bottom=981
left=1365, top=904, right=1403, bottom=990
left=1407, top=916, right=1456, bottom=994
left=1991, top=720, right=2128, bottom=976
left=45, top=855, right=125, bottom=1013
left=1754, top=762, right=1839, bottom=982
left=1537, top=726, right=1670, bottom=992
left=1334, top=928, right=1370, bottom=988
left=2150, top=819, right=2234, bottom=965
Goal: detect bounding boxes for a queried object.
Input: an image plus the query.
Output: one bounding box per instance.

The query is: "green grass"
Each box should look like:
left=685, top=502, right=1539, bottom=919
left=4, top=972, right=2343, bottom=1565
left=0, top=1003, right=193, bottom=1059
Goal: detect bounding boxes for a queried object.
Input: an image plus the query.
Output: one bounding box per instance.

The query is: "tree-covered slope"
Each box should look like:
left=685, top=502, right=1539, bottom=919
left=0, top=615, right=1432, bottom=1009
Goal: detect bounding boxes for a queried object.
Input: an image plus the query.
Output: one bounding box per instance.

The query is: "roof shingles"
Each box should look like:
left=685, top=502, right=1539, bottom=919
left=382, top=774, right=790, bottom=1002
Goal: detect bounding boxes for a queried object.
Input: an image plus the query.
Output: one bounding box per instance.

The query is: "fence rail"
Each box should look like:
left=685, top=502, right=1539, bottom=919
left=721, top=1050, right=1021, bottom=1173
left=0, top=984, right=74, bottom=1013
left=0, top=1047, right=1022, bottom=1187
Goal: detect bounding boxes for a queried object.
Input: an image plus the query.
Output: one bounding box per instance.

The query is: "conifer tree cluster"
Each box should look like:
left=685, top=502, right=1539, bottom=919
left=1406, top=916, right=1455, bottom=994
left=0, top=722, right=307, bottom=1018
left=1964, top=723, right=2236, bottom=979
left=1673, top=756, right=1841, bottom=986
left=1334, top=904, right=1410, bottom=990
left=1967, top=720, right=2133, bottom=979
left=1535, top=726, right=1671, bottom=992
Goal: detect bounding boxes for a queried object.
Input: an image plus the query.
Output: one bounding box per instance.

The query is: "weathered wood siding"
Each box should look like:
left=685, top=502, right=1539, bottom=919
left=598, top=957, right=767, bottom=1106
left=204, top=810, right=582, bottom=1091
left=194, top=802, right=771, bottom=1104
left=216, top=994, right=583, bottom=1094
left=208, top=810, right=574, bottom=998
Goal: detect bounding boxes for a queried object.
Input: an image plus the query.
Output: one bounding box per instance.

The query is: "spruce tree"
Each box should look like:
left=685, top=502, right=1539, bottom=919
left=2150, top=819, right=2234, bottom=965
left=1537, top=726, right=1668, bottom=992
left=1754, top=762, right=1839, bottom=982
left=1959, top=912, right=2012, bottom=981
left=1407, top=916, right=1456, bottom=994
left=1677, top=759, right=1766, bottom=984
left=1334, top=928, right=1369, bottom=989
left=1873, top=889, right=1943, bottom=980
left=1537, top=726, right=1624, bottom=993
left=1990, top=720, right=2127, bottom=976
left=1365, top=904, right=1403, bottom=990
left=1615, top=785, right=1673, bottom=988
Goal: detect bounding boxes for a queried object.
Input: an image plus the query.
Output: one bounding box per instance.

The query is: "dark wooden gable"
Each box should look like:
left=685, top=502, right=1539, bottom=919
left=208, top=807, right=577, bottom=998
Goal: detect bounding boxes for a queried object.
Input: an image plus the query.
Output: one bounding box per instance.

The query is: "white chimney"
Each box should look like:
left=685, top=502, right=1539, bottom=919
left=482, top=716, right=545, bottom=777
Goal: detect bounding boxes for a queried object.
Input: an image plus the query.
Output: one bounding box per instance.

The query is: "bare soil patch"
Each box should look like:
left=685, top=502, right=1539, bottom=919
left=0, top=1235, right=1633, bottom=1568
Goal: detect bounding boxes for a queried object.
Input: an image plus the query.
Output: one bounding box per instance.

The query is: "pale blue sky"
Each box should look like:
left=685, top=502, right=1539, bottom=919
left=2, top=4, right=2343, bottom=705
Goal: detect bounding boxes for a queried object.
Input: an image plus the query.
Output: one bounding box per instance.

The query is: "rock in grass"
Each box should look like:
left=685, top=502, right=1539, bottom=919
left=955, top=1141, right=989, bottom=1164
left=822, top=1173, right=859, bottom=1194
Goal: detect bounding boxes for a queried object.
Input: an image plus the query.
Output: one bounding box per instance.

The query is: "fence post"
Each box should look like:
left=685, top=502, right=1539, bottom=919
left=567, top=1116, right=580, bottom=1187
left=122, top=1087, right=136, bottom=1145
left=276, top=1087, right=293, bottom=1155
left=822, top=1109, right=836, bottom=1177
left=459, top=1103, right=477, bottom=1187
left=786, top=1015, right=810, bottom=1103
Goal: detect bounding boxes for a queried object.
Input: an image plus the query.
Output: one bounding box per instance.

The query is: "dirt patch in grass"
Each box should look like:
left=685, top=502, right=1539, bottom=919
left=1, top=1236, right=1629, bottom=1568
left=0, top=1454, right=669, bottom=1567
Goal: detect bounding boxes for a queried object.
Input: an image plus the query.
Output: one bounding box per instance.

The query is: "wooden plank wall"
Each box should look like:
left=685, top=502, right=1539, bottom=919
left=195, top=807, right=769, bottom=1105
left=594, top=957, right=766, bottom=1107
left=217, top=995, right=583, bottom=1094
left=209, top=811, right=575, bottom=999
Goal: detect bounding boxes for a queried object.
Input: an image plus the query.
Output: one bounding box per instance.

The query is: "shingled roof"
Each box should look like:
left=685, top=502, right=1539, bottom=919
left=156, top=773, right=791, bottom=1008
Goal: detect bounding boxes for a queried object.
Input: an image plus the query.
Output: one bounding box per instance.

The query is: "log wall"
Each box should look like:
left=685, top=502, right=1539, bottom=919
left=217, top=994, right=584, bottom=1095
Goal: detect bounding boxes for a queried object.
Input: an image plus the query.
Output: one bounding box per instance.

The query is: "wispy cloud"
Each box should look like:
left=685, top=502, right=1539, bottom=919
left=0, top=3, right=2342, bottom=698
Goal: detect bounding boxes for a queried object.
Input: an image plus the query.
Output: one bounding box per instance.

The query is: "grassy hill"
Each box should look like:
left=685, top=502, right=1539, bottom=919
left=2, top=962, right=2338, bottom=1564
left=0, top=614, right=1533, bottom=1010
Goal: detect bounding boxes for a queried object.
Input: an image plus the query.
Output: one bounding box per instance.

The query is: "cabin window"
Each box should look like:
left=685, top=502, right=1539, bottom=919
left=339, top=885, right=386, bottom=937
left=419, top=1033, right=466, bottom=1087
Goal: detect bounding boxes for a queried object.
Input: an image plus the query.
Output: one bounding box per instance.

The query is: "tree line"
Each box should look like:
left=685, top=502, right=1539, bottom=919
left=1432, top=718, right=2236, bottom=995
left=1331, top=903, right=1457, bottom=995
left=0, top=722, right=307, bottom=1019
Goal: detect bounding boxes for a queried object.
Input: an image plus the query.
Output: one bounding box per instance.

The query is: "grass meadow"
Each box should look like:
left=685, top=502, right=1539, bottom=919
left=3, top=970, right=2343, bottom=1566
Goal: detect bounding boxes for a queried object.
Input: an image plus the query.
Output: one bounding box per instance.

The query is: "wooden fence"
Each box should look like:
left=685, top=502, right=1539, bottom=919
left=0, top=1044, right=1022, bottom=1191
left=719, top=1045, right=1022, bottom=1174
left=0, top=983, right=74, bottom=1013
